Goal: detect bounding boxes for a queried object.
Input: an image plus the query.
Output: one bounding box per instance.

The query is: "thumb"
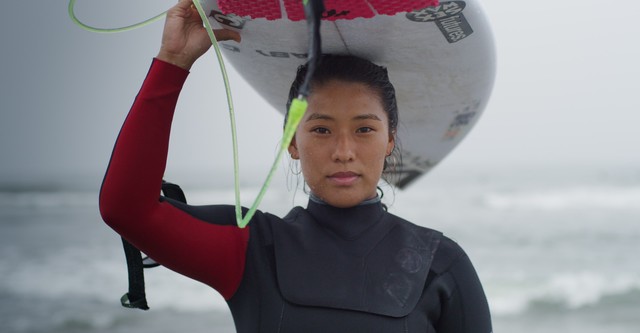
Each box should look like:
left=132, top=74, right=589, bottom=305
left=173, top=0, right=196, bottom=15
left=213, top=29, right=241, bottom=43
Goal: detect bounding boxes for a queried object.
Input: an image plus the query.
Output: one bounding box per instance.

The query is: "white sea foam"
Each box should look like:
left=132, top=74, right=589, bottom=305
left=0, top=191, right=98, bottom=209
left=483, top=185, right=640, bottom=210
left=488, top=271, right=640, bottom=316
left=0, top=186, right=299, bottom=212
left=1, top=245, right=227, bottom=313
left=541, top=271, right=640, bottom=308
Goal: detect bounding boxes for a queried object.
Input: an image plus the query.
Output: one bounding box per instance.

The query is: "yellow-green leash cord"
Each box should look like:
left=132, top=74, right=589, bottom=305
left=69, top=0, right=308, bottom=228
left=68, top=0, right=167, bottom=33
left=190, top=0, right=307, bottom=228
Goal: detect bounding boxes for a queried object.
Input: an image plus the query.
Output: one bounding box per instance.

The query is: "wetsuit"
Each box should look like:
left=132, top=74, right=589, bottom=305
left=100, top=59, right=492, bottom=333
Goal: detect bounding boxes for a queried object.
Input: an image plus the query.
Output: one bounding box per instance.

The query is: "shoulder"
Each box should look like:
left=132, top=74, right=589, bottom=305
left=431, top=235, right=469, bottom=274
left=384, top=211, right=444, bottom=244
left=160, top=198, right=283, bottom=227
left=384, top=212, right=468, bottom=274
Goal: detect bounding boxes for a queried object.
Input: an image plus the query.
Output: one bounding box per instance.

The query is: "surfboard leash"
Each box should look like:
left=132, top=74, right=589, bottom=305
left=239, top=0, right=326, bottom=228
left=67, top=0, right=167, bottom=33
left=191, top=0, right=325, bottom=228
left=68, top=0, right=324, bottom=228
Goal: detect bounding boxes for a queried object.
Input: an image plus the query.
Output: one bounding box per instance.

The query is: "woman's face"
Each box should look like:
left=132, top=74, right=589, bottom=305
left=289, top=80, right=395, bottom=208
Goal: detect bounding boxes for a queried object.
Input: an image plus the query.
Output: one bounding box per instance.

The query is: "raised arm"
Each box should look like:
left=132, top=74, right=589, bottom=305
left=99, top=0, right=245, bottom=299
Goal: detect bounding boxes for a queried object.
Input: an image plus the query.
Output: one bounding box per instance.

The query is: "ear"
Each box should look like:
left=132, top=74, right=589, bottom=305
left=386, top=132, right=395, bottom=156
left=288, top=137, right=300, bottom=160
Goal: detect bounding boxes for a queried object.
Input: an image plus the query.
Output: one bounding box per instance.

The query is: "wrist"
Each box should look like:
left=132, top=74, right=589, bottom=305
left=156, top=50, right=194, bottom=70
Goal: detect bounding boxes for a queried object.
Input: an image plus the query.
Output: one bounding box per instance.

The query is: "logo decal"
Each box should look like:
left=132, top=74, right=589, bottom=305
left=221, top=43, right=240, bottom=53
left=322, top=9, right=350, bottom=19
left=209, top=10, right=245, bottom=29
left=384, top=151, right=436, bottom=189
left=443, top=101, right=481, bottom=140
left=255, top=50, right=308, bottom=59
left=406, top=1, right=473, bottom=43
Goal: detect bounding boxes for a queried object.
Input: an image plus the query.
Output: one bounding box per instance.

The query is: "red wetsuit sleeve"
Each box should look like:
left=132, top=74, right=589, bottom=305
left=99, top=59, right=249, bottom=300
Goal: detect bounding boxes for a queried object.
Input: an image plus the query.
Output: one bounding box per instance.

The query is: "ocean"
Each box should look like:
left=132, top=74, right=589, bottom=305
left=1, top=165, right=639, bottom=332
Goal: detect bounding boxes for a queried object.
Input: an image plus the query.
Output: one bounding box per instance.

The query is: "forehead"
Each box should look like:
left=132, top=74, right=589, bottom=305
left=306, top=80, right=386, bottom=119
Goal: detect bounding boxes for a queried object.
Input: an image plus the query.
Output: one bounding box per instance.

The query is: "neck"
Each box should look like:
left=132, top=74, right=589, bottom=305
left=306, top=196, right=385, bottom=240
left=309, top=192, right=381, bottom=207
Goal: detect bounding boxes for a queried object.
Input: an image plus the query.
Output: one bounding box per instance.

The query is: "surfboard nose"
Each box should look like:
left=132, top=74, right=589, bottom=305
left=215, top=0, right=441, bottom=21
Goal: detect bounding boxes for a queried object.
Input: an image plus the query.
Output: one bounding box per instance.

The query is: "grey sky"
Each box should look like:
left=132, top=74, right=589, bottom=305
left=1, top=0, right=639, bottom=190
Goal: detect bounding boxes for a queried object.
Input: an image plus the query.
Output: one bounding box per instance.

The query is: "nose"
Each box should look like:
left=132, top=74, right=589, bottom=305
left=331, top=132, right=355, bottom=163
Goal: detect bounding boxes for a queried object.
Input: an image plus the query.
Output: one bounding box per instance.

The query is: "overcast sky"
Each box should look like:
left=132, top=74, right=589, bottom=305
left=1, top=0, right=639, bottom=190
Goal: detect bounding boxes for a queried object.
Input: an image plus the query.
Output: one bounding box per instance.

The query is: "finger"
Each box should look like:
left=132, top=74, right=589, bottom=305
left=172, top=0, right=195, bottom=15
left=213, top=29, right=241, bottom=43
left=166, top=0, right=194, bottom=18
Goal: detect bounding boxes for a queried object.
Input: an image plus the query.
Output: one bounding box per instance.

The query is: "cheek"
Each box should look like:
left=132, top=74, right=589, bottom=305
left=297, top=136, right=324, bottom=159
left=373, top=136, right=392, bottom=158
left=297, top=142, right=314, bottom=159
left=297, top=143, right=321, bottom=174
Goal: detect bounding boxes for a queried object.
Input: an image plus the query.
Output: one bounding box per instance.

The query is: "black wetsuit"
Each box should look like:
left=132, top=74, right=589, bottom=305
left=100, top=59, right=492, bottom=332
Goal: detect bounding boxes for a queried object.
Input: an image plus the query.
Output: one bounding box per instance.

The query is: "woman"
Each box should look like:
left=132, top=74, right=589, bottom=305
left=99, top=0, right=492, bottom=332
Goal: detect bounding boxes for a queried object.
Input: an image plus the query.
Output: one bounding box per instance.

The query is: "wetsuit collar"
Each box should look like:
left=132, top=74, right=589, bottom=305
left=309, top=192, right=381, bottom=206
left=306, top=195, right=385, bottom=240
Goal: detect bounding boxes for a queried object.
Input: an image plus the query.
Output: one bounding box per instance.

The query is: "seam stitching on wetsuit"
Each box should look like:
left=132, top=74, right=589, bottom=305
left=277, top=303, right=285, bottom=333
left=451, top=279, right=464, bottom=331
left=446, top=255, right=468, bottom=331
left=432, top=271, right=460, bottom=330
left=436, top=244, right=467, bottom=274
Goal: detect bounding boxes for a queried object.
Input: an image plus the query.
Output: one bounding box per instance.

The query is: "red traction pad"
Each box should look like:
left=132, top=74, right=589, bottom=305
left=217, top=0, right=439, bottom=21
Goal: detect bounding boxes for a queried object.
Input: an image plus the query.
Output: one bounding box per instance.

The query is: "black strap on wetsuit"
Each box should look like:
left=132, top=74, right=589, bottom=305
left=120, top=180, right=187, bottom=310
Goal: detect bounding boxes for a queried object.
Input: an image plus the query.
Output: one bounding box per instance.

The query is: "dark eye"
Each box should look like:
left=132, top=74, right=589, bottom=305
left=356, top=127, right=373, bottom=133
left=313, top=127, right=330, bottom=134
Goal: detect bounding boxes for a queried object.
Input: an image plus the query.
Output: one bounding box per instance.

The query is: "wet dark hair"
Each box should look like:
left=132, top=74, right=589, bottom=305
left=286, top=54, right=402, bottom=182
left=286, top=54, right=398, bottom=134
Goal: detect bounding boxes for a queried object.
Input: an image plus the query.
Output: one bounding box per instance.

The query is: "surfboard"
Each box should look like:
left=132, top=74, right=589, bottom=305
left=200, top=0, right=496, bottom=188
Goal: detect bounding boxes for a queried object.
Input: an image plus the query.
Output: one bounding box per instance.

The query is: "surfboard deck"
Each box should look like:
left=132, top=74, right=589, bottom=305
left=201, top=0, right=496, bottom=188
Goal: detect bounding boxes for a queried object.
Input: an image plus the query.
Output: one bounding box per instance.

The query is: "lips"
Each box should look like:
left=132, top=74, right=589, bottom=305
left=328, top=171, right=360, bottom=186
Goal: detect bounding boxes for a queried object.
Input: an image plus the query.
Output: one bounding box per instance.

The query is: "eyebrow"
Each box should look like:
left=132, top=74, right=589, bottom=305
left=305, top=113, right=383, bottom=122
left=306, top=113, right=333, bottom=122
left=354, top=113, right=383, bottom=121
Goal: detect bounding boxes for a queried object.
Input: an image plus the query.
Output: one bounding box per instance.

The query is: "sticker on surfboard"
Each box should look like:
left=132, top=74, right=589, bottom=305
left=201, top=0, right=496, bottom=188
